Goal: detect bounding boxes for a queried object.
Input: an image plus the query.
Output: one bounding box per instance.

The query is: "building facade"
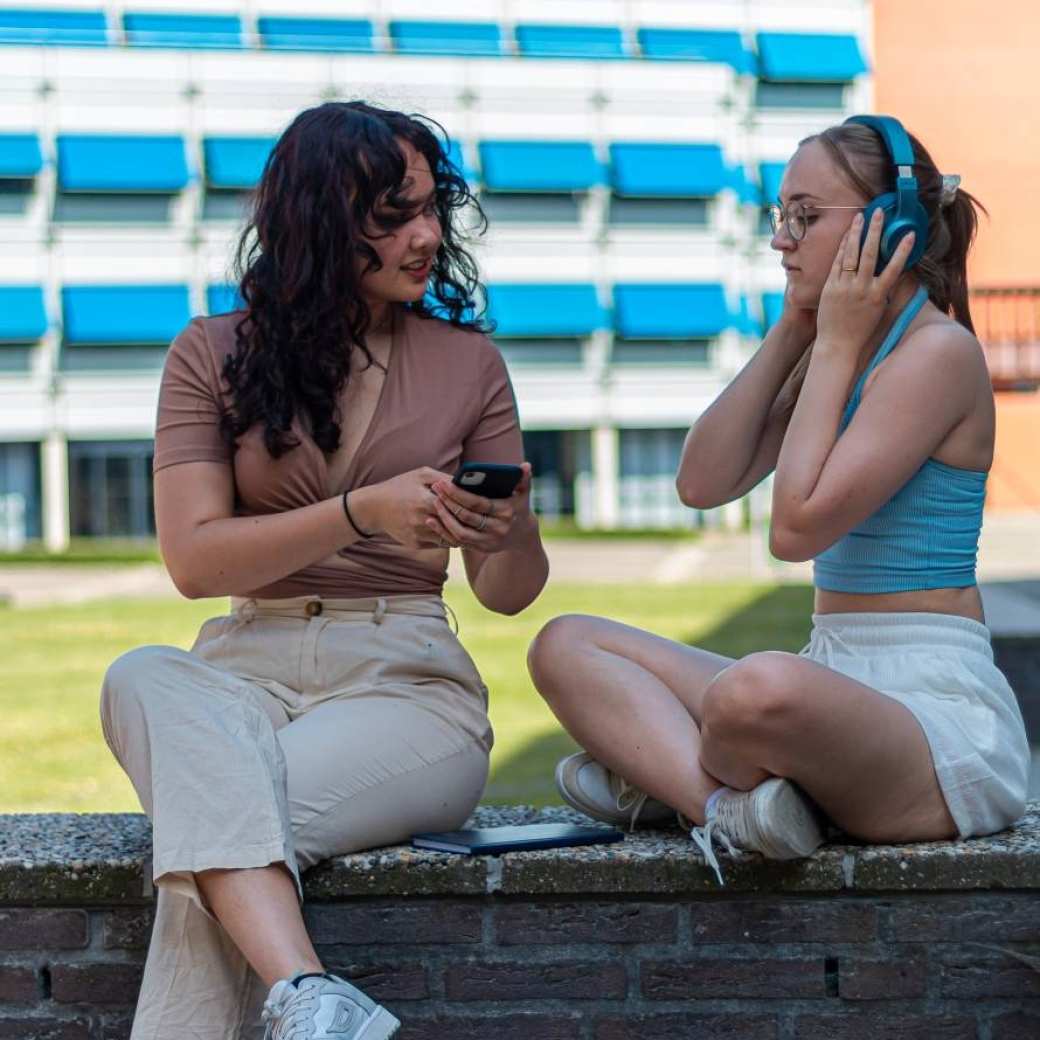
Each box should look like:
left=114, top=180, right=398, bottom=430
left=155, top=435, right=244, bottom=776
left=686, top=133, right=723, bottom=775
left=0, top=0, right=874, bottom=548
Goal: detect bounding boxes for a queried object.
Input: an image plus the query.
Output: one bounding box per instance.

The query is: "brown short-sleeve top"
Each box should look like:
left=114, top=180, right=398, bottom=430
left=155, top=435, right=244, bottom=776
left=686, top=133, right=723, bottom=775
left=153, top=306, right=523, bottom=599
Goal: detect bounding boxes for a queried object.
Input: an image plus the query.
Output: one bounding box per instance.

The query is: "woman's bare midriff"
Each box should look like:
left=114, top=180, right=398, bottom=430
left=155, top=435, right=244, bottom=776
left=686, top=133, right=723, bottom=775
left=814, top=585, right=985, bottom=624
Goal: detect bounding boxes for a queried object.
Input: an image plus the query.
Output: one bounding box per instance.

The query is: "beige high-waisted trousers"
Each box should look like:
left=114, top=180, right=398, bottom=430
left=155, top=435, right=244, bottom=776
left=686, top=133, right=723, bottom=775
left=100, top=594, right=493, bottom=1040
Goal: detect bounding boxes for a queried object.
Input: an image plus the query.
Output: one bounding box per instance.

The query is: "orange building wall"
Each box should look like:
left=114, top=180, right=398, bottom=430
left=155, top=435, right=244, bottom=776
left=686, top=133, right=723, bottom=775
left=873, top=0, right=1040, bottom=512
left=986, top=394, right=1040, bottom=511
left=873, top=0, right=1040, bottom=288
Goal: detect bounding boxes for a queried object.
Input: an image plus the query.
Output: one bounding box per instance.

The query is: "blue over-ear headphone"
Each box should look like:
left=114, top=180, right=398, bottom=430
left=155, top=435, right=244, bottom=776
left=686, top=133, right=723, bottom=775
left=843, top=114, right=929, bottom=273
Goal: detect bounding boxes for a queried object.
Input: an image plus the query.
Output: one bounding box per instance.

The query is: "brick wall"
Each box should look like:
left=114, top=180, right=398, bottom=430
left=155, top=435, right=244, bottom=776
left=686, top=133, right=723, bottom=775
left=1, top=809, right=1038, bottom=1039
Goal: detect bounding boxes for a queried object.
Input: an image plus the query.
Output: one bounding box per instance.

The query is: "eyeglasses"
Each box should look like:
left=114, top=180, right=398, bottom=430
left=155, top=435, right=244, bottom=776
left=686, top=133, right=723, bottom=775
left=767, top=201, right=863, bottom=242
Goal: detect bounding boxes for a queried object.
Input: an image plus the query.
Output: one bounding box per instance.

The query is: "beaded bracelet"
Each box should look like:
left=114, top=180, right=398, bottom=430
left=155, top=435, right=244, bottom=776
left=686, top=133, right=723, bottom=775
left=342, top=490, right=373, bottom=539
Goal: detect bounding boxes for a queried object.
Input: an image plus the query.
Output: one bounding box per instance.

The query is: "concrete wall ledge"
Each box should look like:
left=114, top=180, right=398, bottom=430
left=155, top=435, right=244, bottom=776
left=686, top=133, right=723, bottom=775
left=3, top=805, right=1039, bottom=1040
left=2, top=804, right=1040, bottom=904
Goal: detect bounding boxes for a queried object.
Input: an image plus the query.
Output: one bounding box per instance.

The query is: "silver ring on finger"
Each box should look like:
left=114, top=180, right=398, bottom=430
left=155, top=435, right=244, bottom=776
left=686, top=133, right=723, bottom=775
left=452, top=503, right=463, bottom=519
left=477, top=513, right=488, bottom=532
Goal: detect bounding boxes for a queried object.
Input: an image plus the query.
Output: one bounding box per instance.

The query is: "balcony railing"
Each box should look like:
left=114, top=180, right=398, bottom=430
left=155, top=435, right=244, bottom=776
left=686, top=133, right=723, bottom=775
left=970, top=288, right=1040, bottom=391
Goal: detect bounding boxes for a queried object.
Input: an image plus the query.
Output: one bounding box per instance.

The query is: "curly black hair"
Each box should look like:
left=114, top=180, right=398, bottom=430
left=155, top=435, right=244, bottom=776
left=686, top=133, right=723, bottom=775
left=221, top=100, right=488, bottom=458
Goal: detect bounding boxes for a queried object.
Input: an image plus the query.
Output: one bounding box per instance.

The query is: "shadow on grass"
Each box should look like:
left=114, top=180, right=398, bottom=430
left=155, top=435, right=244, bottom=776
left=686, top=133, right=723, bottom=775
left=483, top=584, right=815, bottom=807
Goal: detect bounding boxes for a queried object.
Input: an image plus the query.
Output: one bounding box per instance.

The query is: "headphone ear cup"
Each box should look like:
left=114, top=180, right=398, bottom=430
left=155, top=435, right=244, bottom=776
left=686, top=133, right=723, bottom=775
left=900, top=199, right=929, bottom=270
left=859, top=194, right=897, bottom=273
left=860, top=193, right=929, bottom=273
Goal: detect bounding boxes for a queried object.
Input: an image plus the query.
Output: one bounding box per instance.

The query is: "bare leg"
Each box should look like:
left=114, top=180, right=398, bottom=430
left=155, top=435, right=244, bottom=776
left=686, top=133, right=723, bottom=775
left=528, top=614, right=736, bottom=823
left=195, top=866, right=322, bottom=989
left=699, top=651, right=957, bottom=841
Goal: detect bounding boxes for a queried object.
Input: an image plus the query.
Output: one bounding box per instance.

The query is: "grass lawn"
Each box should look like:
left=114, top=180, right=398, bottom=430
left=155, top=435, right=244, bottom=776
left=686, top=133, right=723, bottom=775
left=0, top=582, right=813, bottom=813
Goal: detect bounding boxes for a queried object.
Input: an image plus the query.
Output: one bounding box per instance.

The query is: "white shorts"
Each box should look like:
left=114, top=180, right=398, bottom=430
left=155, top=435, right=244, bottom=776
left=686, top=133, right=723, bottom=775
left=799, top=611, right=1030, bottom=838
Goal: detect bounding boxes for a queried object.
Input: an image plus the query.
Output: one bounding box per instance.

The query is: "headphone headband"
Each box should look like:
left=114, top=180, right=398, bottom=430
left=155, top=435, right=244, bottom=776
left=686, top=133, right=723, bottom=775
left=844, top=114, right=915, bottom=170
left=840, top=114, right=928, bottom=272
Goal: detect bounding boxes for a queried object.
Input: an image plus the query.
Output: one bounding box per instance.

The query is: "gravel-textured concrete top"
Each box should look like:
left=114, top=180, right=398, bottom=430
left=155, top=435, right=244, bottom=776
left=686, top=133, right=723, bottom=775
left=1, top=803, right=1038, bottom=904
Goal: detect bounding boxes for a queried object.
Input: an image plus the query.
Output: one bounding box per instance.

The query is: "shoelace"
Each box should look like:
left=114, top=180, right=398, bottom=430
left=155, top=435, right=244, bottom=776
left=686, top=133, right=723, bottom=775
left=261, top=985, right=314, bottom=1040
left=615, top=782, right=649, bottom=831
left=689, top=818, right=740, bottom=886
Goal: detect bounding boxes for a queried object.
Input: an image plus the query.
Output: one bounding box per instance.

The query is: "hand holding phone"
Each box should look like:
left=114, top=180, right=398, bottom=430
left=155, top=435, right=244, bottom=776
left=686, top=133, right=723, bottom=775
left=426, top=461, right=531, bottom=551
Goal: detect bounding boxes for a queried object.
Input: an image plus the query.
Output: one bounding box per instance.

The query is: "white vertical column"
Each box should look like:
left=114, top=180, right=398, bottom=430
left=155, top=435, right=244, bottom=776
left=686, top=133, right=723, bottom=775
left=592, top=423, right=619, bottom=529
left=42, top=429, right=69, bottom=553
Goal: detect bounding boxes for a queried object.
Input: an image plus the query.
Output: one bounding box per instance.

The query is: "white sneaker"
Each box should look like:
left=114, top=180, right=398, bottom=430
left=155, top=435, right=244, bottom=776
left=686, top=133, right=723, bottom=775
left=261, top=972, right=400, bottom=1040
left=555, top=751, right=676, bottom=830
left=689, top=778, right=825, bottom=885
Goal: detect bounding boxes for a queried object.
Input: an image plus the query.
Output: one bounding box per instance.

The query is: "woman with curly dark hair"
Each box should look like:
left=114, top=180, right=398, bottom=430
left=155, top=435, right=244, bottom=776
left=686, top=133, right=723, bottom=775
left=99, top=101, right=548, bottom=1040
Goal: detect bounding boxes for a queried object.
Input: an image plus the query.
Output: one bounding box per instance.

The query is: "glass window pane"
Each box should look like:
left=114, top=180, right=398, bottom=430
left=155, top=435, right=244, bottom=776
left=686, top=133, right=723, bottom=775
left=479, top=192, right=582, bottom=223
left=68, top=440, right=156, bottom=538
left=755, top=82, right=845, bottom=109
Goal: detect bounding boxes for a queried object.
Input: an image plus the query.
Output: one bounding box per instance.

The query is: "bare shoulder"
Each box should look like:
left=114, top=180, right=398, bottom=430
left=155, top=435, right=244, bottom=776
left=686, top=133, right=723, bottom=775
left=901, top=315, right=986, bottom=373
left=873, top=314, right=989, bottom=403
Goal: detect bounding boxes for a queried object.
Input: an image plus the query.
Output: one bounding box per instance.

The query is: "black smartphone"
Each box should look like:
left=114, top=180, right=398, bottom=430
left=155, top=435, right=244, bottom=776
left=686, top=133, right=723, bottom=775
left=452, top=462, right=523, bottom=499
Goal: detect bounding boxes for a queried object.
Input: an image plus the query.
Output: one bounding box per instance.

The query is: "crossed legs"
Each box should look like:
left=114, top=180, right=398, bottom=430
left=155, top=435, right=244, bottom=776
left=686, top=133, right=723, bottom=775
left=527, top=614, right=956, bottom=842
left=101, top=644, right=488, bottom=1039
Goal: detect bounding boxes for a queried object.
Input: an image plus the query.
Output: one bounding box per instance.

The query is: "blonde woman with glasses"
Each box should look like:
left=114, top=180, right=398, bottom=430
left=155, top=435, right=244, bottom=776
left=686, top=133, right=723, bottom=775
left=528, top=115, right=1029, bottom=884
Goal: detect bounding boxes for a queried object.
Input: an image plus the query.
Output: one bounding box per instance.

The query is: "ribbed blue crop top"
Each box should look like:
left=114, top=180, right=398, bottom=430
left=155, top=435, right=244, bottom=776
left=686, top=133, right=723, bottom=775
left=813, top=286, right=987, bottom=594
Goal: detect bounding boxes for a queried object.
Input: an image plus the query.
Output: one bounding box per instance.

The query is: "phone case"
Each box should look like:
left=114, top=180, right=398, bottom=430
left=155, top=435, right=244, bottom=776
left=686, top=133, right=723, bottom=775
left=452, top=463, right=523, bottom=499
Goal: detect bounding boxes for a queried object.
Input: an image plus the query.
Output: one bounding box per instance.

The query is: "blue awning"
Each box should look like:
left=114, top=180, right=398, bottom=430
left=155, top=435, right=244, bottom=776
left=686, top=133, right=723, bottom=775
left=0, top=9, right=107, bottom=47
left=487, top=284, right=607, bottom=337
left=760, top=161, right=787, bottom=203
left=610, top=143, right=728, bottom=197
left=763, top=292, right=785, bottom=329
left=389, top=20, right=503, bottom=57
left=57, top=135, right=190, bottom=192
left=207, top=285, right=244, bottom=316
left=729, top=165, right=759, bottom=205
left=203, top=137, right=275, bottom=189
left=756, top=32, right=868, bottom=82
left=613, top=283, right=730, bottom=339
left=62, top=285, right=191, bottom=345
left=123, top=13, right=243, bottom=49
left=257, top=17, right=373, bottom=52
left=0, top=134, right=43, bottom=178
left=479, top=141, right=603, bottom=192
left=735, top=295, right=760, bottom=336
left=637, top=28, right=753, bottom=72
left=444, top=140, right=475, bottom=183
left=0, top=286, right=47, bottom=342
left=515, top=24, right=625, bottom=60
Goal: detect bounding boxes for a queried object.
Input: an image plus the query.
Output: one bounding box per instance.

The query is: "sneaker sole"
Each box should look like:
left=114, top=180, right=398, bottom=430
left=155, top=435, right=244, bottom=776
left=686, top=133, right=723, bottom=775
left=756, top=778, right=825, bottom=859
left=355, top=1006, right=401, bottom=1040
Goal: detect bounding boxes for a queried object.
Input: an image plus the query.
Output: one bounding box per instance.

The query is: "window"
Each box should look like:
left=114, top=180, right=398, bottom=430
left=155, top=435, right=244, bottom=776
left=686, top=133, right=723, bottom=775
left=69, top=440, right=154, bottom=539
left=522, top=430, right=586, bottom=518
left=54, top=135, right=190, bottom=224
left=617, top=428, right=693, bottom=528
left=497, top=339, right=584, bottom=367
left=476, top=140, right=601, bottom=224
left=53, top=194, right=178, bottom=223
left=612, top=340, right=710, bottom=366
left=479, top=192, right=582, bottom=224
left=0, top=133, right=43, bottom=217
left=608, top=197, right=709, bottom=227
left=0, top=442, right=41, bottom=541
left=202, top=190, right=252, bottom=223
left=755, top=82, right=846, bottom=109
left=0, top=179, right=33, bottom=217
